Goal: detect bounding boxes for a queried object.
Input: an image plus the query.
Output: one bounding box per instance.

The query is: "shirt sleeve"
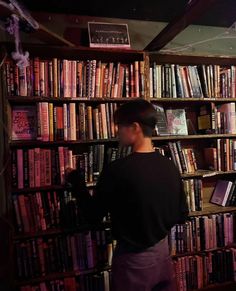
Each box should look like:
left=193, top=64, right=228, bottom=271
left=68, top=165, right=114, bottom=224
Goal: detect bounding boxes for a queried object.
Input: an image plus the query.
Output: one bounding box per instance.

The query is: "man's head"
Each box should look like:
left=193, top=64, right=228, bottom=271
left=114, top=99, right=158, bottom=146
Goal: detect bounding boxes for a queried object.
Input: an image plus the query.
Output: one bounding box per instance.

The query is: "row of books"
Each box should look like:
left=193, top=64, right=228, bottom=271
left=20, top=277, right=77, bottom=291
left=174, top=248, right=236, bottom=290
left=198, top=103, right=236, bottom=134
left=204, top=139, right=236, bottom=172
left=169, top=212, right=235, bottom=255
left=167, top=142, right=197, bottom=174
left=11, top=145, right=130, bottom=189
left=20, top=271, right=111, bottom=291
left=210, top=180, right=236, bottom=207
left=183, top=179, right=203, bottom=212
left=149, top=63, right=236, bottom=99
left=12, top=104, right=191, bottom=141
left=13, top=190, right=79, bottom=234
left=12, top=103, right=118, bottom=141
left=5, top=58, right=145, bottom=98
left=15, top=230, right=115, bottom=279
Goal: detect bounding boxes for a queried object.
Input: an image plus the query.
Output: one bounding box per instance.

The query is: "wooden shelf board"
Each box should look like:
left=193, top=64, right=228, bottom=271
left=9, top=138, right=118, bottom=147
left=151, top=98, right=236, bottom=103
left=7, top=97, right=139, bottom=103
left=152, top=134, right=236, bottom=141
left=9, top=134, right=236, bottom=147
left=172, top=244, right=236, bottom=258
left=181, top=170, right=236, bottom=179
left=11, top=182, right=97, bottom=194
left=13, top=222, right=111, bottom=240
left=2, top=42, right=144, bottom=61
left=189, top=205, right=236, bottom=217
left=15, top=265, right=111, bottom=286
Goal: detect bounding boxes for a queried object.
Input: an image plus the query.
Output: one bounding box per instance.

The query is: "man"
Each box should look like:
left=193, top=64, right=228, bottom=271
left=68, top=99, right=189, bottom=291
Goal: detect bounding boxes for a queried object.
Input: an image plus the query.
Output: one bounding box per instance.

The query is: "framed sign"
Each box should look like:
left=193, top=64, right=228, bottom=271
left=88, top=22, right=131, bottom=49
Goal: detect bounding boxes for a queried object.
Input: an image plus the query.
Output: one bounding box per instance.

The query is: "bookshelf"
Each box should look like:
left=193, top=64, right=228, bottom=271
left=1, top=43, right=236, bottom=290
left=148, top=52, right=236, bottom=290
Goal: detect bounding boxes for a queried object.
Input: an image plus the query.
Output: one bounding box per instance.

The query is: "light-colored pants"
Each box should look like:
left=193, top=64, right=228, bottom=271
left=111, top=236, right=177, bottom=291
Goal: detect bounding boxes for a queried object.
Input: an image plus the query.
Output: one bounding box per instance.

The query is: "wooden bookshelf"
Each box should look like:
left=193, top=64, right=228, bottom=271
left=2, top=43, right=236, bottom=290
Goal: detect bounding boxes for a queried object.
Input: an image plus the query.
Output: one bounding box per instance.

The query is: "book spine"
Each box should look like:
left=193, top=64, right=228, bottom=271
left=17, top=149, right=23, bottom=189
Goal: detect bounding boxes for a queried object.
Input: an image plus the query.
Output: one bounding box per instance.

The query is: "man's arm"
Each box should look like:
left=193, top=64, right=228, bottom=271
left=67, top=165, right=114, bottom=224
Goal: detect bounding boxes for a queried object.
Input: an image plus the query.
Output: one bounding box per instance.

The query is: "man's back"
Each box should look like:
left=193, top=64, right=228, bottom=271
left=101, top=151, right=189, bottom=250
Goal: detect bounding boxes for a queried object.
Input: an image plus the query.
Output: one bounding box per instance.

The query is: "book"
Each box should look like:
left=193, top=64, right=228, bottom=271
left=166, top=109, right=188, bottom=135
left=153, top=105, right=169, bottom=136
left=12, top=106, right=37, bottom=140
left=210, top=180, right=233, bottom=206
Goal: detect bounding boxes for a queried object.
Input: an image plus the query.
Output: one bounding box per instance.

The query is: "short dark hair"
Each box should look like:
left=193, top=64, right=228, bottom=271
left=114, top=99, right=158, bottom=137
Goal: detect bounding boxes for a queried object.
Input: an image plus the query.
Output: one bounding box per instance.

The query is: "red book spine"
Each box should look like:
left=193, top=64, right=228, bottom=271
left=41, top=102, right=49, bottom=141
left=36, top=192, right=46, bottom=231
left=28, top=149, right=35, bottom=188
left=18, top=195, right=30, bottom=232
left=33, top=57, right=40, bottom=96
left=58, top=146, right=65, bottom=184
left=40, top=149, right=46, bottom=186
left=44, top=149, right=52, bottom=186
left=34, top=148, right=41, bottom=187
left=37, top=238, right=46, bottom=276
left=64, top=277, right=77, bottom=291
left=17, top=149, right=23, bottom=189
left=44, top=61, right=49, bottom=97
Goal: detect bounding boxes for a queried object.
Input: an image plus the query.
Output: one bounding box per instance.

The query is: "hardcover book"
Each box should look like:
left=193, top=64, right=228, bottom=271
left=153, top=105, right=169, bottom=136
left=12, top=106, right=37, bottom=140
left=166, top=109, right=188, bottom=135
left=210, top=180, right=233, bottom=206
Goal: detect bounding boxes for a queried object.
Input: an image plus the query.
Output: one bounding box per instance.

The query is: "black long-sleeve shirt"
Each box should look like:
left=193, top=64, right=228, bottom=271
left=69, top=151, right=189, bottom=250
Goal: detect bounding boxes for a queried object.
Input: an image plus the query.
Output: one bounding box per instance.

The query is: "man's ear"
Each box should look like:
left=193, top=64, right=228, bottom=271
left=132, top=122, right=142, bottom=133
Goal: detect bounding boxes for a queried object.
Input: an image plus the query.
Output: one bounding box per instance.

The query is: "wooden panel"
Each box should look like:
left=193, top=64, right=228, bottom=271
left=149, top=53, right=236, bottom=65
left=2, top=42, right=144, bottom=62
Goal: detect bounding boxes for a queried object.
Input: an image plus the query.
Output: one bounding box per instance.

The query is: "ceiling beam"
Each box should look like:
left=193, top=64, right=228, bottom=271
left=0, top=6, right=75, bottom=47
left=145, top=0, right=218, bottom=51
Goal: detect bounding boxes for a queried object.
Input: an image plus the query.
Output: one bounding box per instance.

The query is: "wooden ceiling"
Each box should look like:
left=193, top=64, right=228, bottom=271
left=20, top=0, right=236, bottom=27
